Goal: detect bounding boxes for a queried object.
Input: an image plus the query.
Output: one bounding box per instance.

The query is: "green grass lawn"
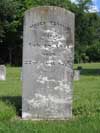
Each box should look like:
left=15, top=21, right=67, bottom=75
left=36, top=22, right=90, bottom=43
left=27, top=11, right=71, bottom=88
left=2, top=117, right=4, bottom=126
left=0, top=63, right=100, bottom=133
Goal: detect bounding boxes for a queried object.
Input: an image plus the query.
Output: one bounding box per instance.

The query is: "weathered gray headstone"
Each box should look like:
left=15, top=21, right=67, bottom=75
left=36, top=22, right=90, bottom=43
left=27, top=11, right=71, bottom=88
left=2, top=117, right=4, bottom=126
left=22, top=6, right=75, bottom=120
left=74, top=70, right=80, bottom=81
left=0, top=65, right=6, bottom=80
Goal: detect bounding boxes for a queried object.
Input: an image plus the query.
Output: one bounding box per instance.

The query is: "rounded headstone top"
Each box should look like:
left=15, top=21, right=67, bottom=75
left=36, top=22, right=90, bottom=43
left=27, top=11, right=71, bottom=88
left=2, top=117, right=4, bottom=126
left=25, top=6, right=74, bottom=17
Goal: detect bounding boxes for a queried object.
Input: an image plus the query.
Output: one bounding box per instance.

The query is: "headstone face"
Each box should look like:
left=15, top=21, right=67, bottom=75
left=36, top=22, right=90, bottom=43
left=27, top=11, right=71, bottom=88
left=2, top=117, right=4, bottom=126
left=22, top=6, right=74, bottom=120
left=0, top=65, right=6, bottom=80
left=74, top=70, right=80, bottom=81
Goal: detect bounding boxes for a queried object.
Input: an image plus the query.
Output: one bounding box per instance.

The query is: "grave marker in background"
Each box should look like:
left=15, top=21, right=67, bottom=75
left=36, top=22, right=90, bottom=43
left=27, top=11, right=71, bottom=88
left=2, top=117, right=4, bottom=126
left=22, top=6, right=75, bottom=120
left=0, top=65, right=6, bottom=80
left=74, top=70, right=80, bottom=81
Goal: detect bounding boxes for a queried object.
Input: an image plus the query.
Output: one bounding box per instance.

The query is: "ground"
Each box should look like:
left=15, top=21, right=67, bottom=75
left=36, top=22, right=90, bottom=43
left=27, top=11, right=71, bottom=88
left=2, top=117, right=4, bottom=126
left=0, top=63, right=100, bottom=133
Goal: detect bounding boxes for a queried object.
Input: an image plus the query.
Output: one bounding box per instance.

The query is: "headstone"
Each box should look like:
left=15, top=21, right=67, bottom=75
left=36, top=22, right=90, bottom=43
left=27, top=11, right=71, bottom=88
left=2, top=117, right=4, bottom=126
left=22, top=6, right=75, bottom=120
left=0, top=65, right=6, bottom=80
left=74, top=70, right=80, bottom=81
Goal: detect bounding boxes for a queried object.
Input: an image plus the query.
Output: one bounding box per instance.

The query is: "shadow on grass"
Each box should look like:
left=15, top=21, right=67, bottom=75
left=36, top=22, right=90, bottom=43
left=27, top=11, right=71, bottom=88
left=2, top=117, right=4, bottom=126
left=81, top=69, right=100, bottom=76
left=0, top=96, right=22, bottom=117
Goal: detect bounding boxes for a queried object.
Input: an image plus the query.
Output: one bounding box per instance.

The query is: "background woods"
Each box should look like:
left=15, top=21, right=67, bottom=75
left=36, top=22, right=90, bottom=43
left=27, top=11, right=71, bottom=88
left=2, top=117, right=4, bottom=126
left=0, top=0, right=100, bottom=66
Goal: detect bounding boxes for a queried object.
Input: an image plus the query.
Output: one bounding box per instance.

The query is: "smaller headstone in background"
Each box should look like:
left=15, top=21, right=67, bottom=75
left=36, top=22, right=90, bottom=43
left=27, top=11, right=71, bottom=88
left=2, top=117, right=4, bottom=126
left=0, top=65, right=6, bottom=80
left=74, top=70, right=80, bottom=81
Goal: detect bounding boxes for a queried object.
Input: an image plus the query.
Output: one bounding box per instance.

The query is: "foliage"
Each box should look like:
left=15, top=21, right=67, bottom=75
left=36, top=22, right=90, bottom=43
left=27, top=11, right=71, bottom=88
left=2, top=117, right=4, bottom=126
left=73, top=0, right=100, bottom=63
left=86, top=42, right=100, bottom=62
left=0, top=0, right=18, bottom=42
left=0, top=0, right=21, bottom=65
left=0, top=0, right=100, bottom=65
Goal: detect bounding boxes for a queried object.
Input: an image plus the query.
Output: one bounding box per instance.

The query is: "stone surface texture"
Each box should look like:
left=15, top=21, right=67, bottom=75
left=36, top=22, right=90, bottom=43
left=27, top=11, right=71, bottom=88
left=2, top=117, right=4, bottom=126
left=0, top=65, right=6, bottom=80
left=22, top=6, right=74, bottom=120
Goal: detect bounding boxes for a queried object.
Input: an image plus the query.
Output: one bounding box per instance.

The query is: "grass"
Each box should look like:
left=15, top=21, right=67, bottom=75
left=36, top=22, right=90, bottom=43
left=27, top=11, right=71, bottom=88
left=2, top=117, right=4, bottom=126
left=0, top=63, right=100, bottom=133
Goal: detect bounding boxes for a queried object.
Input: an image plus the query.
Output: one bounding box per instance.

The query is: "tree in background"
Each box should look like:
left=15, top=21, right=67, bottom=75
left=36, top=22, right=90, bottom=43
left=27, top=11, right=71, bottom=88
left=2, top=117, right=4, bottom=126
left=0, top=0, right=100, bottom=65
left=24, top=0, right=100, bottom=63
left=0, top=0, right=24, bottom=65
